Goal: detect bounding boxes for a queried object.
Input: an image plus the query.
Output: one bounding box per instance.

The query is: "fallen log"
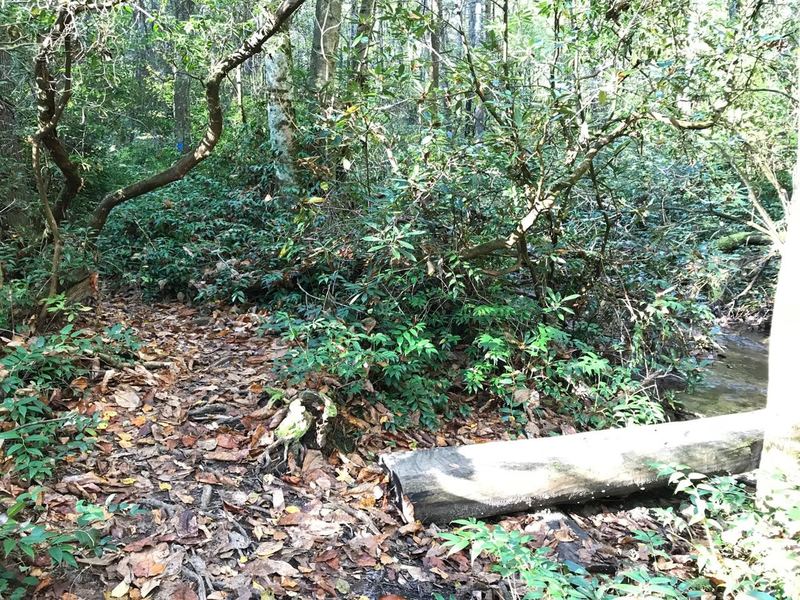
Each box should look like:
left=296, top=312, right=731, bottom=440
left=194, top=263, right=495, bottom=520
left=380, top=410, right=766, bottom=523
left=716, top=231, right=772, bottom=252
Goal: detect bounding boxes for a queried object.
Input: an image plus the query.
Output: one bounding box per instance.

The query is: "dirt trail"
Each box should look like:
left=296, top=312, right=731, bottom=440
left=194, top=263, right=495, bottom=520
left=34, top=297, right=689, bottom=600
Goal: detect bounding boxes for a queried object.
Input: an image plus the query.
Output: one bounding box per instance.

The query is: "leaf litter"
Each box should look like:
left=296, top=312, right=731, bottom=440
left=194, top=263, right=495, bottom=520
left=16, top=295, right=700, bottom=599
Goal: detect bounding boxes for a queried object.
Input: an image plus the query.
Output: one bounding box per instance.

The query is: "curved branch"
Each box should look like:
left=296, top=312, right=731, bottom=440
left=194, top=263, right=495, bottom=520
left=88, top=0, right=307, bottom=235
left=648, top=111, right=717, bottom=130
left=460, top=115, right=639, bottom=260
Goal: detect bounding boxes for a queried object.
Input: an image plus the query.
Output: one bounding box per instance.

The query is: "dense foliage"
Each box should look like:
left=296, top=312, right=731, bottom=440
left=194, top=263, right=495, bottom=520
left=0, top=0, right=797, bottom=595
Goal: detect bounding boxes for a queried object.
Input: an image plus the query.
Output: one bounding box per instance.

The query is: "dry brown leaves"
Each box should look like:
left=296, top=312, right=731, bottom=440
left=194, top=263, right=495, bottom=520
left=20, top=295, right=693, bottom=600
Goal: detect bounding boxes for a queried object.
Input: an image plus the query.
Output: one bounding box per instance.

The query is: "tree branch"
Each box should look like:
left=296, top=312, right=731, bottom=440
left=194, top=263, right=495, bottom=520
left=88, top=0, right=308, bottom=235
left=33, top=8, right=86, bottom=225
left=459, top=115, right=638, bottom=260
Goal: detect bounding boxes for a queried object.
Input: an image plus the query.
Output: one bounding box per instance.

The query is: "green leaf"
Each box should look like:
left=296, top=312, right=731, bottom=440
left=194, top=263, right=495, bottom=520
left=20, top=542, right=35, bottom=560
left=3, top=538, right=17, bottom=557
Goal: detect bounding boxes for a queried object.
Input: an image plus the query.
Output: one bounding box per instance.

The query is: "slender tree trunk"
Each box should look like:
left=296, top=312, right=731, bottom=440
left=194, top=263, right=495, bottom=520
left=0, top=48, right=24, bottom=230
left=132, top=0, right=153, bottom=124
left=430, top=0, right=442, bottom=92
left=264, top=32, right=297, bottom=186
left=32, top=142, right=63, bottom=324
left=236, top=65, right=246, bottom=123
left=173, top=0, right=193, bottom=153
left=465, top=0, right=485, bottom=135
left=308, top=0, right=343, bottom=102
left=467, top=0, right=479, bottom=47
left=483, top=0, right=494, bottom=40
left=28, top=20, right=78, bottom=316
left=354, top=0, right=377, bottom=89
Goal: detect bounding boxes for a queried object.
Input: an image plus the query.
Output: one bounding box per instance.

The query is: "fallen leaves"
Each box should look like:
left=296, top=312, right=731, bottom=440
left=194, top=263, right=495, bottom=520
left=114, top=386, right=142, bottom=409
left=204, top=447, right=249, bottom=462
left=14, top=296, right=697, bottom=600
left=244, top=557, right=300, bottom=577
left=169, top=584, right=199, bottom=600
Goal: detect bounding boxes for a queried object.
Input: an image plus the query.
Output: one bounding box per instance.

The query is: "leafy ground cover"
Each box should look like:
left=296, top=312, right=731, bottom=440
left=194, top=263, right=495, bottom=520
left=1, top=294, right=795, bottom=599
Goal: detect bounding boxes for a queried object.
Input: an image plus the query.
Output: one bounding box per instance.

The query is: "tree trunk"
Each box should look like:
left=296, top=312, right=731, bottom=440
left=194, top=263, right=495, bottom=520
left=467, top=0, right=480, bottom=47
left=381, top=410, right=766, bottom=523
left=236, top=65, right=246, bottom=123
left=132, top=0, right=154, bottom=123
left=264, top=32, right=297, bottom=186
left=430, top=0, right=442, bottom=93
left=0, top=71, right=25, bottom=231
left=31, top=7, right=86, bottom=226
left=353, top=0, right=377, bottom=89
left=464, top=0, right=486, bottom=136
left=173, top=0, right=193, bottom=153
left=308, top=0, right=343, bottom=101
left=757, top=50, right=800, bottom=505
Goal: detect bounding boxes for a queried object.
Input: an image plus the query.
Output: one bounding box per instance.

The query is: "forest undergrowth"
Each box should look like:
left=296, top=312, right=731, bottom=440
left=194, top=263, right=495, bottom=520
left=1, top=293, right=797, bottom=599
left=2, top=0, right=798, bottom=596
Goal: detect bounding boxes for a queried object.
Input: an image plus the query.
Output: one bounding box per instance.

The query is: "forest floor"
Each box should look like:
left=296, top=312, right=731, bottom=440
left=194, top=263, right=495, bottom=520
left=29, top=295, right=700, bottom=600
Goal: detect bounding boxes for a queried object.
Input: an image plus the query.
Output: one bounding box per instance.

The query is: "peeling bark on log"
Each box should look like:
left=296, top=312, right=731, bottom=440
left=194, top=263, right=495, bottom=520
left=380, top=410, right=766, bottom=523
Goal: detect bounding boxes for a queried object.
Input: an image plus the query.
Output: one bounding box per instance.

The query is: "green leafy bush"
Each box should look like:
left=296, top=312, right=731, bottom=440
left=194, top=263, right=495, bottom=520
left=0, top=324, right=140, bottom=481
left=266, top=256, right=707, bottom=429
left=99, top=174, right=297, bottom=303
left=655, top=466, right=800, bottom=599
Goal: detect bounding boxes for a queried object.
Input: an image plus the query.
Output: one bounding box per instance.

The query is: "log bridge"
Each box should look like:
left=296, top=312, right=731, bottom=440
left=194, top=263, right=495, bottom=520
left=380, top=410, right=766, bottom=523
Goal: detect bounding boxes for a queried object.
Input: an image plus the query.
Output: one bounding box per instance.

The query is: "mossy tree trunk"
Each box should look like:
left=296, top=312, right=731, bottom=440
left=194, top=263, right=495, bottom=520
left=264, top=32, right=297, bottom=187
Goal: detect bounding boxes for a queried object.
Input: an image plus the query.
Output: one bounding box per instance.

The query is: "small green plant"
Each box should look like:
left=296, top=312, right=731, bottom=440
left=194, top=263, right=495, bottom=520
left=0, top=490, right=143, bottom=598
left=268, top=311, right=449, bottom=428
left=0, top=325, right=115, bottom=481
left=630, top=529, right=670, bottom=560
left=40, top=294, right=94, bottom=324
left=0, top=406, right=98, bottom=482
left=0, top=325, right=143, bottom=596
left=102, top=323, right=142, bottom=355
left=362, top=222, right=426, bottom=264
left=655, top=465, right=799, bottom=599
left=440, top=518, right=708, bottom=599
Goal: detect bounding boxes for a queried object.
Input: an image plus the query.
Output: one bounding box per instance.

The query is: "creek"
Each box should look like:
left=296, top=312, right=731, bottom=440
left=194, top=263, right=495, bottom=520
left=677, top=329, right=769, bottom=417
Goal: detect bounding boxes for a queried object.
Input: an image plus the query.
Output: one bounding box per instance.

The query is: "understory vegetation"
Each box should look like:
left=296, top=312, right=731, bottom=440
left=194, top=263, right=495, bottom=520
left=1, top=0, right=798, bottom=596
left=443, top=469, right=800, bottom=599
left=0, top=324, right=143, bottom=597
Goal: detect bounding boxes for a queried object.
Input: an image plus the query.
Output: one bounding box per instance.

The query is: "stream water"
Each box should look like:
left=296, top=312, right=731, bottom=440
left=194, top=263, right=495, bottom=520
left=676, top=329, right=769, bottom=417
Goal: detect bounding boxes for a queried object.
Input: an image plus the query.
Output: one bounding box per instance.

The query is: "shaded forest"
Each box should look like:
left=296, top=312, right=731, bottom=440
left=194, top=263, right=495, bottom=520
left=1, top=0, right=798, bottom=598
